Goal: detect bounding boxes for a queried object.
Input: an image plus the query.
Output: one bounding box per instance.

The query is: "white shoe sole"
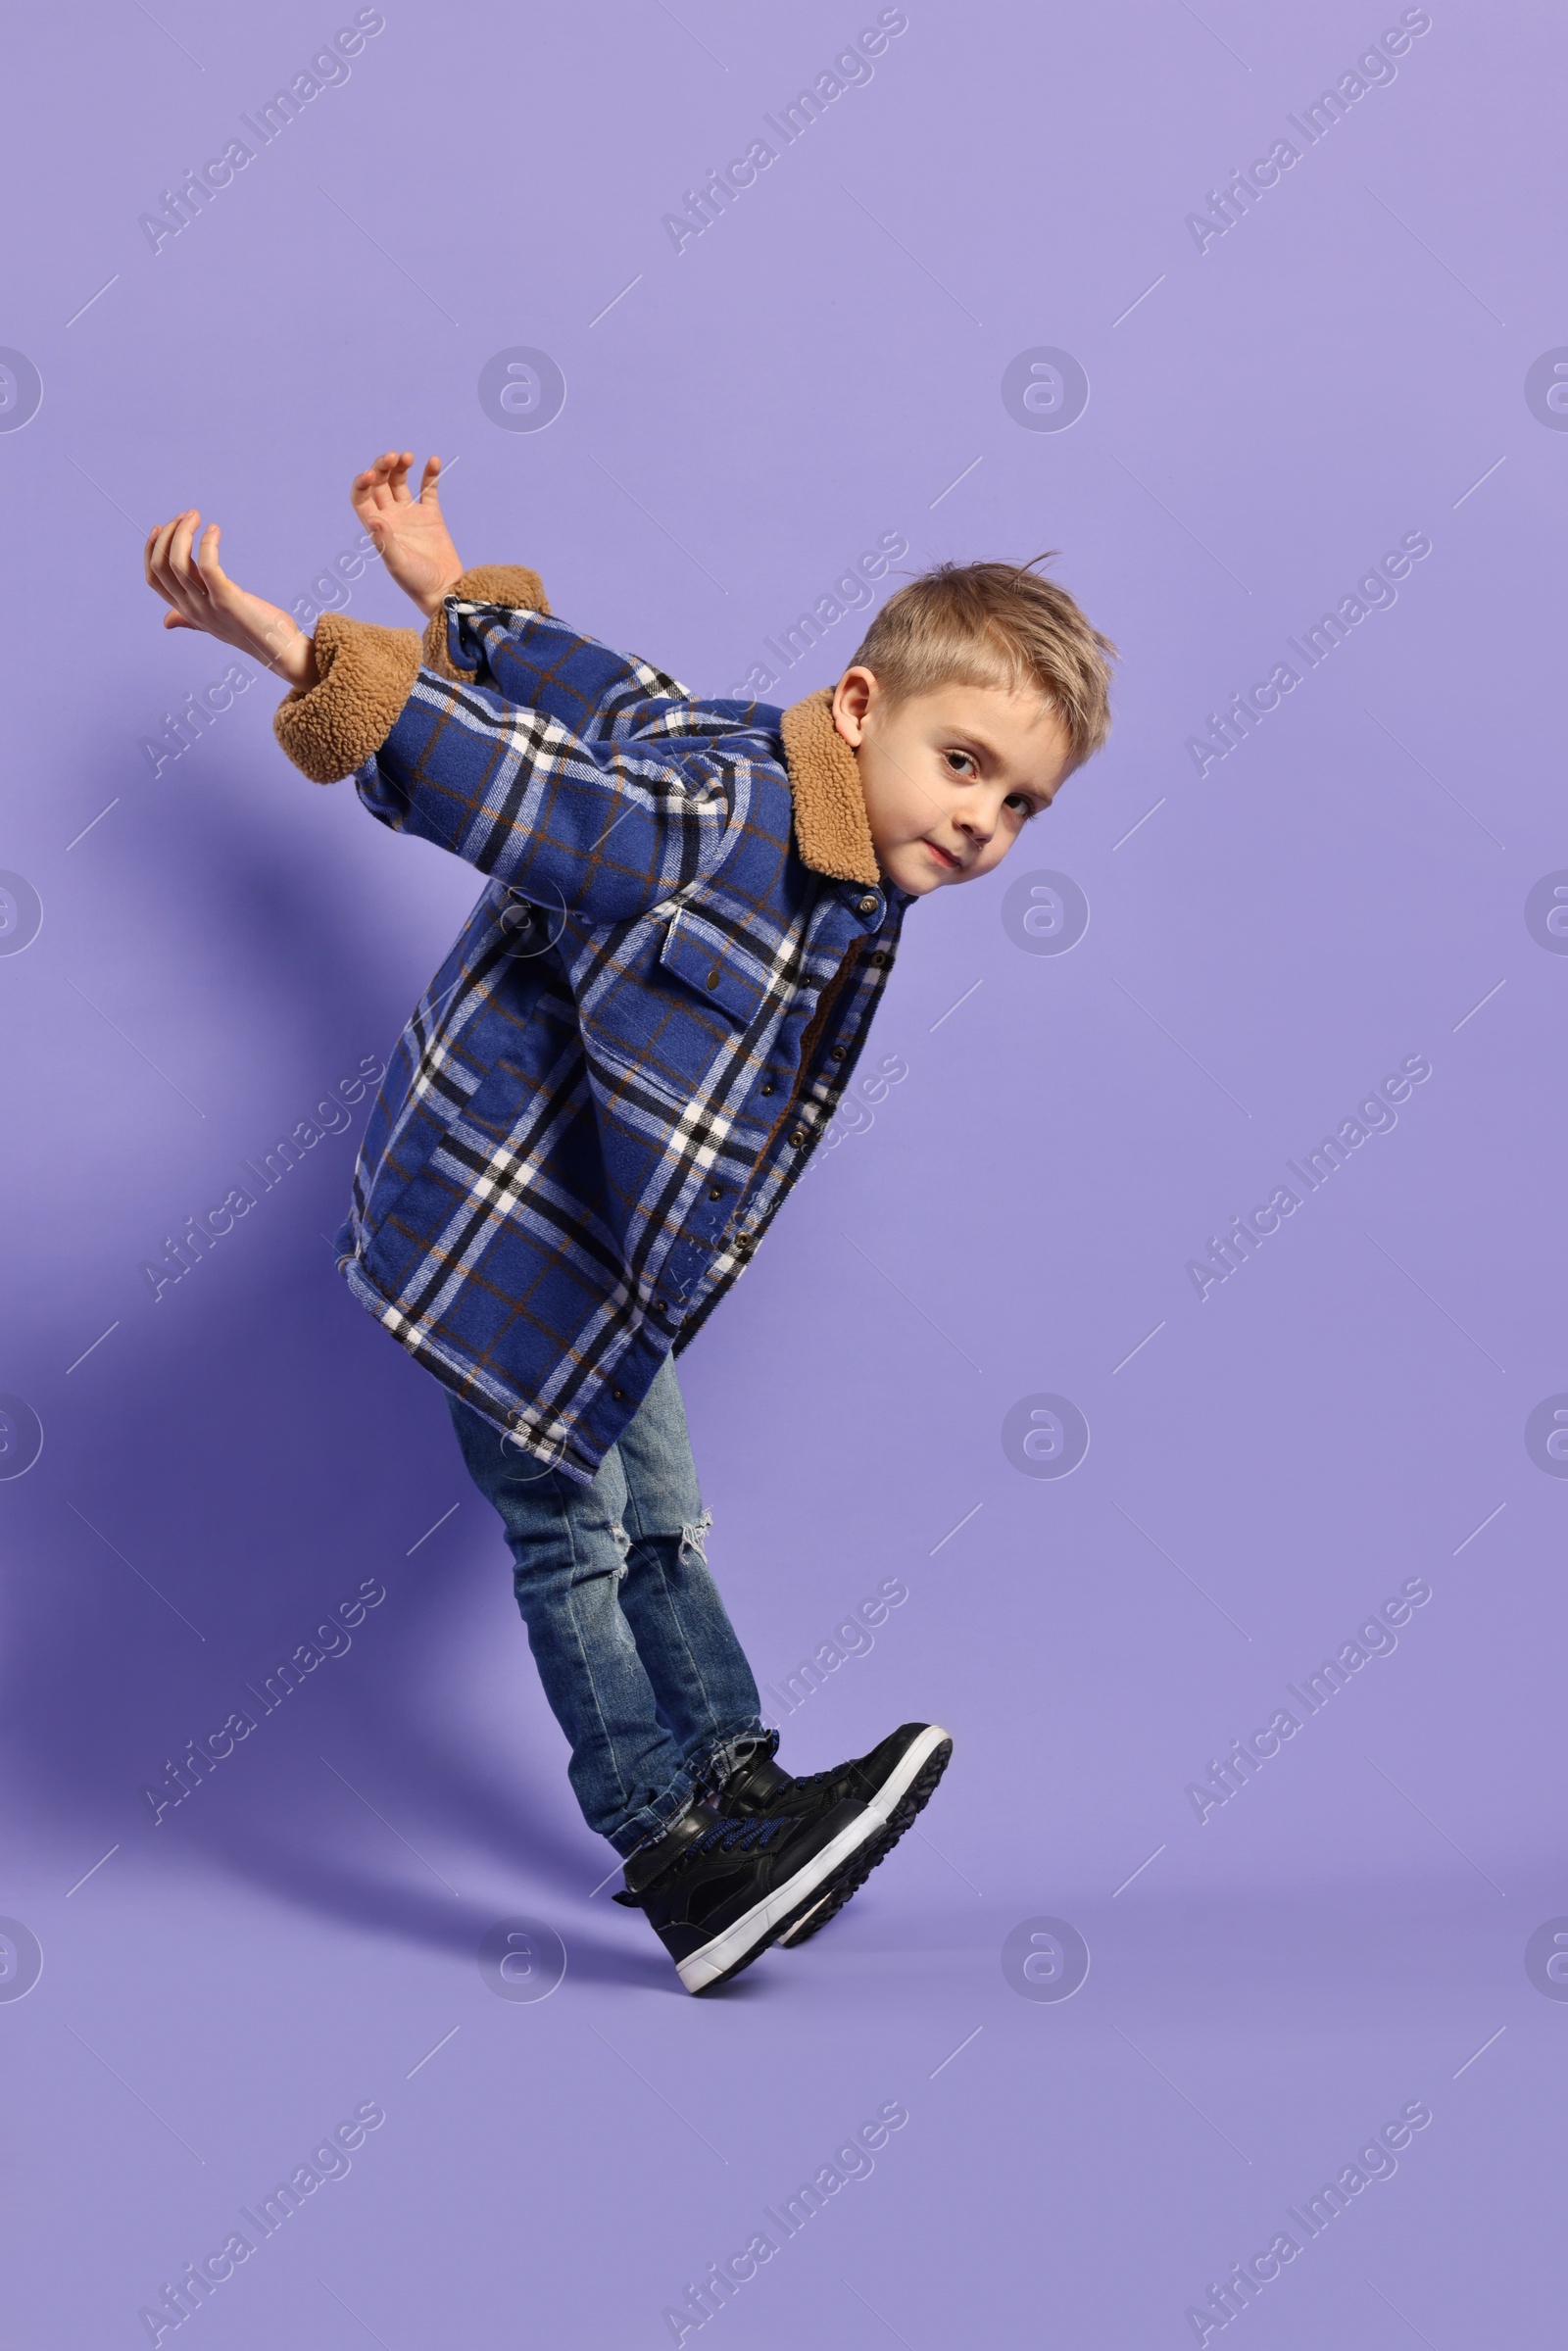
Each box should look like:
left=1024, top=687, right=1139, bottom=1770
left=864, top=1723, right=950, bottom=1824
left=776, top=1723, right=951, bottom=1945
left=676, top=1806, right=885, bottom=1993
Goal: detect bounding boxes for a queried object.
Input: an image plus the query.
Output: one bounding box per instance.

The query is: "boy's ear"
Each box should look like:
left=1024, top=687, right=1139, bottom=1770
left=831, top=665, right=877, bottom=746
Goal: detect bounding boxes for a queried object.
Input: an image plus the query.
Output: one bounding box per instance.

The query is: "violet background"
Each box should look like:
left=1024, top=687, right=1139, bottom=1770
left=1, top=1, right=1562, bottom=2343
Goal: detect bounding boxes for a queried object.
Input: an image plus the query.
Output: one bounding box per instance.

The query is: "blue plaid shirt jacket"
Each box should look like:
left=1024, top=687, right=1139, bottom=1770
left=274, top=564, right=908, bottom=1485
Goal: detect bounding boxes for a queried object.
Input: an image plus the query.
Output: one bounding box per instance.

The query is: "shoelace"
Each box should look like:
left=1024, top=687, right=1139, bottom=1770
left=614, top=1808, right=796, bottom=1907
left=688, top=1811, right=793, bottom=1860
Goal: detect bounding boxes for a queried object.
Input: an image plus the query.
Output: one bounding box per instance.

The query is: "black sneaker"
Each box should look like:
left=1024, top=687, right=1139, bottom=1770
left=612, top=1799, right=883, bottom=1993
left=720, top=1723, right=953, bottom=1947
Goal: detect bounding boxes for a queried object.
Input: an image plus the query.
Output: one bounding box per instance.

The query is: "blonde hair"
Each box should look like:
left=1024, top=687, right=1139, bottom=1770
left=849, top=556, right=1118, bottom=772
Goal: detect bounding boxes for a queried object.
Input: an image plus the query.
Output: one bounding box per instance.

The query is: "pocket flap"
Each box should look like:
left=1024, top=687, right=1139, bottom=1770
left=658, top=909, right=767, bottom=1028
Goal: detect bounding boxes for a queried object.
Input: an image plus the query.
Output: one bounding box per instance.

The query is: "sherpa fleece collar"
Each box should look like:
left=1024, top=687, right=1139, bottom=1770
left=779, top=688, right=881, bottom=889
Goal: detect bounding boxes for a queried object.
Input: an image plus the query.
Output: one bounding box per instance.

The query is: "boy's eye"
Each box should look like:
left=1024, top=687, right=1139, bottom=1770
left=1005, top=792, right=1045, bottom=817
left=944, top=750, right=975, bottom=775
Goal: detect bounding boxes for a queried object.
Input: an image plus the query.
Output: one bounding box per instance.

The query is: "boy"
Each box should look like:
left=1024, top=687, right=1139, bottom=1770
left=144, top=453, right=1116, bottom=1992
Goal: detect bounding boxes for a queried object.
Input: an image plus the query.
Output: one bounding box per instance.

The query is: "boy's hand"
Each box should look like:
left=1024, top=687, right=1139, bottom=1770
left=146, top=512, right=318, bottom=691
left=351, top=451, right=465, bottom=619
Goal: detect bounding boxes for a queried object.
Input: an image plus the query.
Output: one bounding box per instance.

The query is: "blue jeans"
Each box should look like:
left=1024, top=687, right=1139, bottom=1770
left=446, top=1359, right=772, bottom=1857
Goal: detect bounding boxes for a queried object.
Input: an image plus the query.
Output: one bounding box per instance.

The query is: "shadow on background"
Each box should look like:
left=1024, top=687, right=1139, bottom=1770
left=3, top=721, right=619, bottom=1956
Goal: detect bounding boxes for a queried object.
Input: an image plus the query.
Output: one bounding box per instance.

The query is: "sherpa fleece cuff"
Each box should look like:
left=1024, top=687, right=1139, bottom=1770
left=273, top=612, right=422, bottom=785
left=273, top=567, right=553, bottom=782
left=420, top=563, right=551, bottom=681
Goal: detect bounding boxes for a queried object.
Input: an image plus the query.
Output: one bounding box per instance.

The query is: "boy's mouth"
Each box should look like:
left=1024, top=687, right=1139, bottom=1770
left=924, top=839, right=962, bottom=872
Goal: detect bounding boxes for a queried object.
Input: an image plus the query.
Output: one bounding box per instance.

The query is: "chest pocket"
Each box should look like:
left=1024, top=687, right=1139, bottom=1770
left=659, top=907, right=768, bottom=1030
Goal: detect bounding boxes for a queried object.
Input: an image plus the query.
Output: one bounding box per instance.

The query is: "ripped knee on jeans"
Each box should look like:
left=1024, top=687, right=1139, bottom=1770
left=677, top=1509, right=713, bottom=1568
left=610, top=1519, right=632, bottom=1581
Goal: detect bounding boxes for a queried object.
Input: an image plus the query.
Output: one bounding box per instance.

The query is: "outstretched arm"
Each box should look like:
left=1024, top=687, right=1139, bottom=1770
left=145, top=511, right=318, bottom=690
left=350, top=450, right=465, bottom=619
left=350, top=635, right=742, bottom=921
left=278, top=598, right=741, bottom=922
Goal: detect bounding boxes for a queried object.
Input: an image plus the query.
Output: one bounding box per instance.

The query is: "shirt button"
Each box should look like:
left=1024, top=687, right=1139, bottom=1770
left=830, top=1045, right=847, bottom=1061
left=868, top=951, right=888, bottom=968
left=612, top=1387, right=625, bottom=1400
left=708, top=1185, right=723, bottom=1200
left=789, top=1126, right=808, bottom=1147
left=858, top=894, right=878, bottom=915
left=760, top=1082, right=774, bottom=1096
left=705, top=968, right=720, bottom=989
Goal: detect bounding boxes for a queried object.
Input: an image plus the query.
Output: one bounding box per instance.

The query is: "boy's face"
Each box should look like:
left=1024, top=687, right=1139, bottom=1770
left=830, top=668, right=1073, bottom=898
